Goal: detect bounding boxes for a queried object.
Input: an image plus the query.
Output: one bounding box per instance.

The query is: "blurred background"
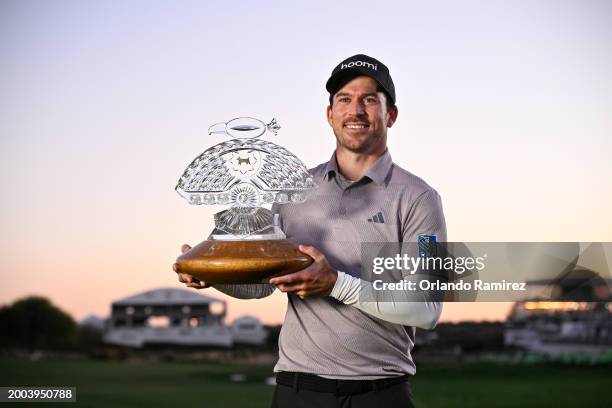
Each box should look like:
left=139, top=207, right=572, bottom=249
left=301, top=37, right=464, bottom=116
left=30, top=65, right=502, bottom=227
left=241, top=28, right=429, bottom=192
left=1, top=0, right=611, bottom=406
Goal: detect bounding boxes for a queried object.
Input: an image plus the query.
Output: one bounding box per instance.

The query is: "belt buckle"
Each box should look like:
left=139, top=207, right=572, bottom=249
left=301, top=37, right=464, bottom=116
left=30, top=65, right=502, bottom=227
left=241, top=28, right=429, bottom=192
left=336, top=380, right=366, bottom=396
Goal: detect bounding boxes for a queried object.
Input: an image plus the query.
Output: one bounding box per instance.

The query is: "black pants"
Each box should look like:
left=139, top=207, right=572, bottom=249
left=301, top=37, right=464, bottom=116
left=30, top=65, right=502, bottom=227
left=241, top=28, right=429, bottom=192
left=271, top=382, right=416, bottom=408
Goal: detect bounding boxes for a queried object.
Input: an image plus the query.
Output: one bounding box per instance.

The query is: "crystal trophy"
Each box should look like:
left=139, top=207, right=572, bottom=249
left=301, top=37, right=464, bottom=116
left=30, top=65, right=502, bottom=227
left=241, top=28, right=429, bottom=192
left=174, top=117, right=317, bottom=283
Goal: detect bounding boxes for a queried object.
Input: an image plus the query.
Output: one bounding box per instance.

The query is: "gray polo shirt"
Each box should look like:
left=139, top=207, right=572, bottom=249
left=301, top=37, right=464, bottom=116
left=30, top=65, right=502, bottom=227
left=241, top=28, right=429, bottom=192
left=271, top=148, right=447, bottom=379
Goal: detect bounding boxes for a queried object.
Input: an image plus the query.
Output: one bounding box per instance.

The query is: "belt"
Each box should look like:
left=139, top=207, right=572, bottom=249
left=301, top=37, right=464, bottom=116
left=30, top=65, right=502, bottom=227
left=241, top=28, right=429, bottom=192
left=275, top=371, right=410, bottom=395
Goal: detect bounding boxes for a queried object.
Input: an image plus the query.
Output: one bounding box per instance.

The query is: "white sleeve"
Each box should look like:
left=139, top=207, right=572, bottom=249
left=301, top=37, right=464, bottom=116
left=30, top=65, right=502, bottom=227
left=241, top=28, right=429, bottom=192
left=330, top=271, right=442, bottom=329
left=212, top=283, right=276, bottom=299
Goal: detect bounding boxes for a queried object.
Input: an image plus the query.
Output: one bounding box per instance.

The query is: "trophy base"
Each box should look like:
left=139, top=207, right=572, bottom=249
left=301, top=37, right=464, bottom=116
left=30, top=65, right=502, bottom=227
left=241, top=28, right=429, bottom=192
left=175, top=239, right=314, bottom=284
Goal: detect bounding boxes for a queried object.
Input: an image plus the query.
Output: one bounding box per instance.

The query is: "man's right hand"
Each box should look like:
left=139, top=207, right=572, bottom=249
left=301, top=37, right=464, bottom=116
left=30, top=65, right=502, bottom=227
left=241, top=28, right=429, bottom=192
left=173, top=244, right=210, bottom=290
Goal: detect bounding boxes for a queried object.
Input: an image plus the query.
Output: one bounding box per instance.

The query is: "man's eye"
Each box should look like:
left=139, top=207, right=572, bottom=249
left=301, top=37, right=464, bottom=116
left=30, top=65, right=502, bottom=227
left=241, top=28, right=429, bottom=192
left=365, top=97, right=379, bottom=104
left=338, top=97, right=350, bottom=103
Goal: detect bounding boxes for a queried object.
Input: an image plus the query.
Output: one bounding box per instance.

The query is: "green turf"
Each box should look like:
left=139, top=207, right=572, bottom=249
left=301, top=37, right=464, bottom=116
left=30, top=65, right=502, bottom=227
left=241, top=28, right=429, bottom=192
left=411, top=365, right=611, bottom=408
left=0, top=358, right=610, bottom=407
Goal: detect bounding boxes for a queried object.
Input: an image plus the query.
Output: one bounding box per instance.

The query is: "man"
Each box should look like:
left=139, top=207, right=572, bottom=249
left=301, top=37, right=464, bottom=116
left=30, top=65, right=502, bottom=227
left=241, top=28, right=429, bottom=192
left=175, top=54, right=446, bottom=407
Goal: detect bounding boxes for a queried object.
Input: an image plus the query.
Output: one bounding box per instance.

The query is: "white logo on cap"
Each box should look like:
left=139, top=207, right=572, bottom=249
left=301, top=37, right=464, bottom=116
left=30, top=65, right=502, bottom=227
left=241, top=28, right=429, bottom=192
left=341, top=60, right=377, bottom=71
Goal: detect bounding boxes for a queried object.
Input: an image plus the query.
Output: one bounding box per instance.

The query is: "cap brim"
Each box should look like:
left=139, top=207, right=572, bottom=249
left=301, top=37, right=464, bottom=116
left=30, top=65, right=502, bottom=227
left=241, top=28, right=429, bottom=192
left=326, top=67, right=394, bottom=104
left=325, top=67, right=374, bottom=94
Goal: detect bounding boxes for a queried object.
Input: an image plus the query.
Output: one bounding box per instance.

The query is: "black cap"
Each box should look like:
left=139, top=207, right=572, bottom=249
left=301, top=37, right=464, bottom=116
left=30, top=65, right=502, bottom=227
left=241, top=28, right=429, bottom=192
left=325, top=54, right=396, bottom=104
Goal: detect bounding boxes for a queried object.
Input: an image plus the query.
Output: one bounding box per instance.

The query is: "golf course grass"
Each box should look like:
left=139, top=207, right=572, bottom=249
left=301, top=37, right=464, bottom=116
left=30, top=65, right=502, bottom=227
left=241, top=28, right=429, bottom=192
left=1, top=357, right=610, bottom=407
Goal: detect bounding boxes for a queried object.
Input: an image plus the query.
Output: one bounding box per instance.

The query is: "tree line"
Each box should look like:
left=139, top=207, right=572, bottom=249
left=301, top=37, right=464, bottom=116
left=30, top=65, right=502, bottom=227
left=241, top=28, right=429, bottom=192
left=0, top=296, right=102, bottom=352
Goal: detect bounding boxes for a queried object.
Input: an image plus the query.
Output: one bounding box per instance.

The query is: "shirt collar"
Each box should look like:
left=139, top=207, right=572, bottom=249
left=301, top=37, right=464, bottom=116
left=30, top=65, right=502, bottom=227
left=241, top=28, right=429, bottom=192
left=323, top=151, right=340, bottom=181
left=323, top=149, right=393, bottom=186
left=364, top=148, right=393, bottom=185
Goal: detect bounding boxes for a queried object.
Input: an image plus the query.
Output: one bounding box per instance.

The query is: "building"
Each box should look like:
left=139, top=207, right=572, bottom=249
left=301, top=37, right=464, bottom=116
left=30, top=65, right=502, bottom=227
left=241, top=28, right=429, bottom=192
left=504, top=301, right=612, bottom=355
left=104, top=287, right=233, bottom=348
left=80, top=314, right=106, bottom=331
left=231, top=315, right=268, bottom=345
left=504, top=264, right=612, bottom=355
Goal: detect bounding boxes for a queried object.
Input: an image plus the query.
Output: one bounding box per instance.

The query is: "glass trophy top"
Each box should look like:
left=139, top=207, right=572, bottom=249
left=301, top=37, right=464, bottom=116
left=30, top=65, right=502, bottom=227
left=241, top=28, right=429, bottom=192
left=208, top=117, right=281, bottom=139
left=175, top=117, right=317, bottom=238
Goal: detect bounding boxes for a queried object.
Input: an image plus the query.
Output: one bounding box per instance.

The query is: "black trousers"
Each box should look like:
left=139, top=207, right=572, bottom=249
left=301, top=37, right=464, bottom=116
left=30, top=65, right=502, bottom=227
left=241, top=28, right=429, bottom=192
left=271, top=382, right=416, bottom=408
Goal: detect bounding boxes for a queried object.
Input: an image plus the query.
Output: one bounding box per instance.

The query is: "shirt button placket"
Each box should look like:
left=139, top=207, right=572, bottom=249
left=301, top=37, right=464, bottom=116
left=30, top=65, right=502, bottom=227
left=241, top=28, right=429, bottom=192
left=339, top=188, right=350, bottom=216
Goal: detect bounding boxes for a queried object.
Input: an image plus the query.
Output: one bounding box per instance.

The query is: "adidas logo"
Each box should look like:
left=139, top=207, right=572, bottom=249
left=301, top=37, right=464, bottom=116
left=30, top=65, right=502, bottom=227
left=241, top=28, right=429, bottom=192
left=367, top=211, right=385, bottom=223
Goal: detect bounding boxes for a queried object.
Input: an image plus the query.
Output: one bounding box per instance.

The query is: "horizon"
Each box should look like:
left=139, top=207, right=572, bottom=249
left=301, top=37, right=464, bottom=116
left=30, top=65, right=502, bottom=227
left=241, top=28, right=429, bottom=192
left=2, top=287, right=519, bottom=326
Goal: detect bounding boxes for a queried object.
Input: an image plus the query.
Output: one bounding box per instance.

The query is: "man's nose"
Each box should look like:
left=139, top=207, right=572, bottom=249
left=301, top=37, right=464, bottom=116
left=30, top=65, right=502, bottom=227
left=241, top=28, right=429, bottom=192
left=349, top=99, right=366, bottom=115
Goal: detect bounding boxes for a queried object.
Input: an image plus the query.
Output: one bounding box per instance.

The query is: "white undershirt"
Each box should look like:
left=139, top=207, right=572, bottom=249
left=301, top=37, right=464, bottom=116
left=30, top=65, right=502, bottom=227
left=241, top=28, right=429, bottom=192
left=329, top=271, right=442, bottom=329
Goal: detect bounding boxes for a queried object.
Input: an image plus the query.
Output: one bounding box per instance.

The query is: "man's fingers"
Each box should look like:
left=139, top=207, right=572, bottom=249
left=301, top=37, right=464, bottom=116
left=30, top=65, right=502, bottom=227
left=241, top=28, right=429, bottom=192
left=175, top=244, right=209, bottom=290
left=276, top=284, right=308, bottom=299
left=177, top=273, right=192, bottom=283
left=298, top=245, right=325, bottom=262
left=188, top=281, right=210, bottom=289
left=178, top=274, right=210, bottom=289
left=178, top=273, right=202, bottom=285
left=275, top=282, right=305, bottom=293
left=269, top=271, right=305, bottom=286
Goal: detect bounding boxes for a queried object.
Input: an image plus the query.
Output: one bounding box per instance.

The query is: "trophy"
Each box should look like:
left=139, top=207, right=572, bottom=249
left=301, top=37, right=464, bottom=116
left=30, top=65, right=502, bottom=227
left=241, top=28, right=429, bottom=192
left=174, top=117, right=317, bottom=284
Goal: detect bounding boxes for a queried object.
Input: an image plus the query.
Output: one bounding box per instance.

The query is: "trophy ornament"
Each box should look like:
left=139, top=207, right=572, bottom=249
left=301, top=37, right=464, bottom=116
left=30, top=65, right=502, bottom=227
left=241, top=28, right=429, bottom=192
left=175, top=117, right=317, bottom=284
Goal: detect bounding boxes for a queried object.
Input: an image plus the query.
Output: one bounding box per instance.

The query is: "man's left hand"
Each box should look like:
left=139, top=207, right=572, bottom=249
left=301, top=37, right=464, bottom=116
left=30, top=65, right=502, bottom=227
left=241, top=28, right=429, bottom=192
left=269, top=245, right=338, bottom=299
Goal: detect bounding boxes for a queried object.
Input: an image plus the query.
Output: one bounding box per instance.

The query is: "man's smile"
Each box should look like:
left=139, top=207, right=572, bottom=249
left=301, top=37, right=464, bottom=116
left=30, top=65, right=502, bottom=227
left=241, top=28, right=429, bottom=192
left=343, top=122, right=370, bottom=129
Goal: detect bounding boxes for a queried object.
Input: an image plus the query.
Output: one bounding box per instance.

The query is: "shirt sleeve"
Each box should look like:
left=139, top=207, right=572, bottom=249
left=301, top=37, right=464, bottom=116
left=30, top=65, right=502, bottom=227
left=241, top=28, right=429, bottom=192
left=330, top=272, right=442, bottom=329
left=401, top=189, right=447, bottom=243
left=330, top=188, right=447, bottom=329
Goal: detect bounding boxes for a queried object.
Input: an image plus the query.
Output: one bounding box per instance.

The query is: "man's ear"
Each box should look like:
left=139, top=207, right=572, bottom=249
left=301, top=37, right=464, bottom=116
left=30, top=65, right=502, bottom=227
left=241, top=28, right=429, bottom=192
left=326, top=105, right=333, bottom=126
left=387, top=105, right=398, bottom=128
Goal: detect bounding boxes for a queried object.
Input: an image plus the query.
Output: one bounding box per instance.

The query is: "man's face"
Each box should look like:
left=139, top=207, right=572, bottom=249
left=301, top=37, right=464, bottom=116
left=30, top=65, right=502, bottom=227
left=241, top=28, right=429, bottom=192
left=327, top=76, right=398, bottom=154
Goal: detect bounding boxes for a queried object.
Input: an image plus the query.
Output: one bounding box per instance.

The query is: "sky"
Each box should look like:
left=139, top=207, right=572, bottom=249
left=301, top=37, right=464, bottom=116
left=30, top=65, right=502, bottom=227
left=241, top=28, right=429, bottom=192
left=1, top=0, right=611, bottom=324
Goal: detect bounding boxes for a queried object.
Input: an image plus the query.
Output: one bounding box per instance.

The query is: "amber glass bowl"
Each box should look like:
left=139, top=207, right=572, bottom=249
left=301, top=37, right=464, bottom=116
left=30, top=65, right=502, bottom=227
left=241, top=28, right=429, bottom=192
left=175, top=239, right=313, bottom=284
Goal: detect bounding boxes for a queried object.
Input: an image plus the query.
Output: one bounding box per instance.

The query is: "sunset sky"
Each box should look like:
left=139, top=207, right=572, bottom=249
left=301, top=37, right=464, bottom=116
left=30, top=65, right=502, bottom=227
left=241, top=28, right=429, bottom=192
left=1, top=0, right=611, bottom=324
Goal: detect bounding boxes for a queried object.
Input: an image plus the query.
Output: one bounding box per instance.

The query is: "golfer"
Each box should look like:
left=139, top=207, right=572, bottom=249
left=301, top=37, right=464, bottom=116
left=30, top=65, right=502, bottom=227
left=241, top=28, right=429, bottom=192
left=175, top=54, right=447, bottom=407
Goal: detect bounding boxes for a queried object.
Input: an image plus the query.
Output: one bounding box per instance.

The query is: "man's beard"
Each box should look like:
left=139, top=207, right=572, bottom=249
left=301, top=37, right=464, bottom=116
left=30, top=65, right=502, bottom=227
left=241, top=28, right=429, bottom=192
left=333, top=128, right=379, bottom=154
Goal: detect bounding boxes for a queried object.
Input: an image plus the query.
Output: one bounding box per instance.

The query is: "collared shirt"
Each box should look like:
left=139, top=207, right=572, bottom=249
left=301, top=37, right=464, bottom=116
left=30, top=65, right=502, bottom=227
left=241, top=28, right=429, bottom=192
left=273, top=149, right=447, bottom=379
left=322, top=147, right=393, bottom=186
